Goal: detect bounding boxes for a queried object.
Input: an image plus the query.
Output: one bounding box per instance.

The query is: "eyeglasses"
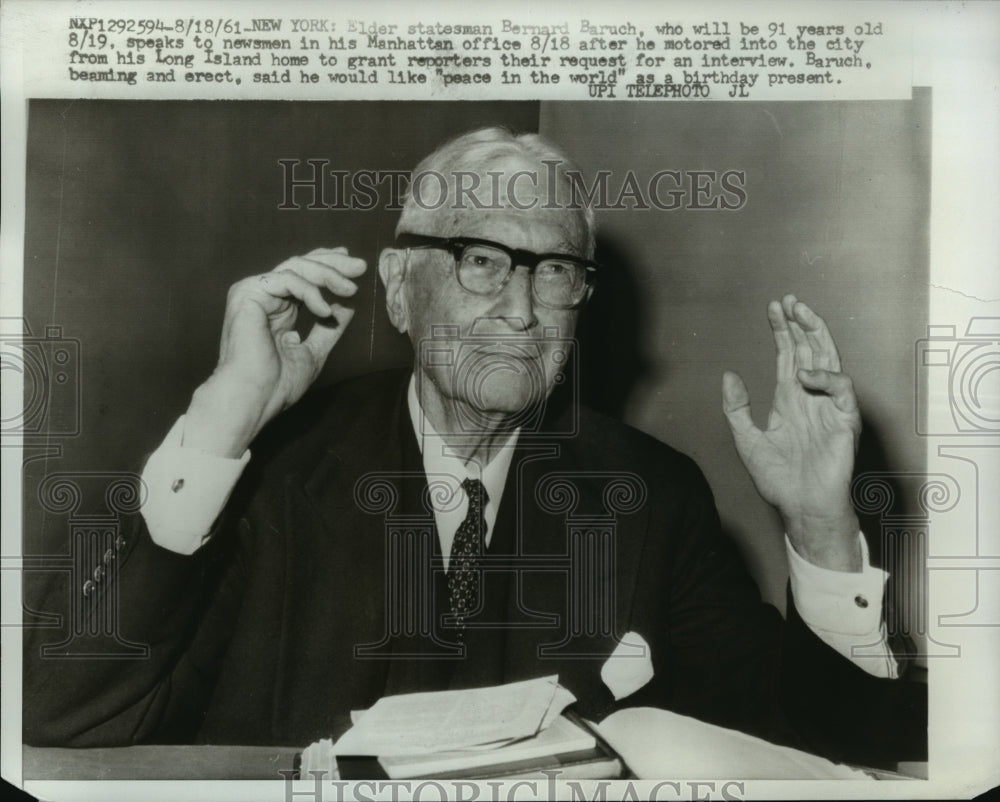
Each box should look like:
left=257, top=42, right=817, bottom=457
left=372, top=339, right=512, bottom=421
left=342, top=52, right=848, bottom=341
left=396, top=233, right=598, bottom=310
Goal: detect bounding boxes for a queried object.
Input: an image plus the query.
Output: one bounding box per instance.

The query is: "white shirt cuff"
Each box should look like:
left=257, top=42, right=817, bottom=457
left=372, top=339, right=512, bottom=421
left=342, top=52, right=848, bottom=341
left=786, top=532, right=898, bottom=679
left=140, top=415, right=251, bottom=555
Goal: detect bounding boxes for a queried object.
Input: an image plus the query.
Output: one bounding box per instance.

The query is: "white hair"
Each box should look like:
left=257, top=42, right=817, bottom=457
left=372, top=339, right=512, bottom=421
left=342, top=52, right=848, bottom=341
left=396, top=127, right=596, bottom=258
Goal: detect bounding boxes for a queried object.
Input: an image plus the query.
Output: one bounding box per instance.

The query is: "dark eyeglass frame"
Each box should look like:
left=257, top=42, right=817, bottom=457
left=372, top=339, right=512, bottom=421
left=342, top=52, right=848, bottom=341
left=395, top=232, right=598, bottom=310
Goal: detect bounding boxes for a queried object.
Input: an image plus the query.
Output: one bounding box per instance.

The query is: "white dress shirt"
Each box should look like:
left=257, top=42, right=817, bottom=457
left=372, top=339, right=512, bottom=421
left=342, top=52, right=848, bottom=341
left=140, top=377, right=897, bottom=679
left=404, top=379, right=518, bottom=571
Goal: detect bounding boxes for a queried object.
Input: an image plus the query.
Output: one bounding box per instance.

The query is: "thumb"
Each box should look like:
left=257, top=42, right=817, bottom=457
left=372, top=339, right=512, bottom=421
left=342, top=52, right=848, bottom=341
left=722, top=370, right=758, bottom=440
left=301, top=304, right=356, bottom=363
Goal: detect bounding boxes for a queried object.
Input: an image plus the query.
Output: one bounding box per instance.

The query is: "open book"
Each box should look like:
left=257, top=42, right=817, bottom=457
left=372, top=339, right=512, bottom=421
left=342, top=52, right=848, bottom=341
left=299, top=676, right=871, bottom=780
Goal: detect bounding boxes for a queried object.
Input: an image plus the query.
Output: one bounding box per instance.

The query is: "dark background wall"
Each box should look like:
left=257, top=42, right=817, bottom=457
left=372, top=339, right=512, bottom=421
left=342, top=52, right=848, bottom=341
left=22, top=98, right=929, bottom=648
left=542, top=98, right=931, bottom=624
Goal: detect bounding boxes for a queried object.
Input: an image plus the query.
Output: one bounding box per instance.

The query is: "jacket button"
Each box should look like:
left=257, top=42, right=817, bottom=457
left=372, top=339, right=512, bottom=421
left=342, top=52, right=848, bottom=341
left=115, top=534, right=126, bottom=551
left=93, top=565, right=105, bottom=582
left=854, top=594, right=869, bottom=609
left=103, top=548, right=115, bottom=564
left=82, top=580, right=95, bottom=597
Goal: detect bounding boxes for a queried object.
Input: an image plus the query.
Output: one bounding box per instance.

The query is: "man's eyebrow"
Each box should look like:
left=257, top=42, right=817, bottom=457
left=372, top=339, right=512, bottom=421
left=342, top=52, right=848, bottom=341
left=509, top=239, right=582, bottom=258
left=458, top=235, right=582, bottom=257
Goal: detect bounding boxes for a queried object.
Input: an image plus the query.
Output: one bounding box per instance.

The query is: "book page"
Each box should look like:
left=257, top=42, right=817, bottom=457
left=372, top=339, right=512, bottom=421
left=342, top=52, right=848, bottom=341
left=596, top=707, right=867, bottom=780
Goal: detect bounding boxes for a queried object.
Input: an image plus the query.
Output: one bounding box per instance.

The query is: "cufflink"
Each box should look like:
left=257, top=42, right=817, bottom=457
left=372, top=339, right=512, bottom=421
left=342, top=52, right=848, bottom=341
left=854, top=594, right=869, bottom=609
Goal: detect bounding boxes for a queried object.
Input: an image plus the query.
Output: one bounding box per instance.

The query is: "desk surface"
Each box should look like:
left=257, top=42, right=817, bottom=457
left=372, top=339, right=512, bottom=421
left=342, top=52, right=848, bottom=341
left=22, top=745, right=928, bottom=782
left=23, top=744, right=301, bottom=780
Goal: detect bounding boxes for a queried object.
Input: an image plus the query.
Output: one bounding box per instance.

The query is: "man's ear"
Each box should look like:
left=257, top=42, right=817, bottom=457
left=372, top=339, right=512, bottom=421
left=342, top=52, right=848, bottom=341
left=378, top=248, right=409, bottom=334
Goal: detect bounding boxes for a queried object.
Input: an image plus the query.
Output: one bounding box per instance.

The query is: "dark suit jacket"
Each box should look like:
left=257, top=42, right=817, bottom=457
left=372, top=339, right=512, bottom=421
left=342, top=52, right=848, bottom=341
left=24, top=369, right=925, bottom=766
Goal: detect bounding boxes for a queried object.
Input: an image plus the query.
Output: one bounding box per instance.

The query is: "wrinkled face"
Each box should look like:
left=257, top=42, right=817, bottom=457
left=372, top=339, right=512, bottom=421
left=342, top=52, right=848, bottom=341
left=387, top=200, right=588, bottom=435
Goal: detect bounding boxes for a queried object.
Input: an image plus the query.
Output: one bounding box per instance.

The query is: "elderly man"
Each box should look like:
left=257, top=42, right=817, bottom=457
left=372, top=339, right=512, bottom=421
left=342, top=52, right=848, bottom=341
left=26, top=128, right=923, bottom=765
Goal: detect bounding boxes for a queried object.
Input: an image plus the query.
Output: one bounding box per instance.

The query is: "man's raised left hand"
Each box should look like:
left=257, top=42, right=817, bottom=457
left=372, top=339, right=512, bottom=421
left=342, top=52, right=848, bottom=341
left=722, top=294, right=863, bottom=572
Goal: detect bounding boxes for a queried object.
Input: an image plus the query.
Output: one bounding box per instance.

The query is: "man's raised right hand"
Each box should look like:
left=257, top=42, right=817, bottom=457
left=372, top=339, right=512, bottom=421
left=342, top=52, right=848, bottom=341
left=182, top=248, right=366, bottom=458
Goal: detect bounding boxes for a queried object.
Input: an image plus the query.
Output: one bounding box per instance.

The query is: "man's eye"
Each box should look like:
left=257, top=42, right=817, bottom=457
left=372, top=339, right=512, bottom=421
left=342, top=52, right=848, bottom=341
left=462, top=249, right=505, bottom=270
left=539, top=261, right=572, bottom=277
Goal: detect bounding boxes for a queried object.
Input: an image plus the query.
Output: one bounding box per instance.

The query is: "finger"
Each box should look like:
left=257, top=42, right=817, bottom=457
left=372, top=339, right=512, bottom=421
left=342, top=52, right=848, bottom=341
left=768, top=300, right=795, bottom=381
left=274, top=256, right=362, bottom=298
left=779, top=295, right=812, bottom=370
left=252, top=270, right=333, bottom=318
left=302, top=248, right=368, bottom=278
left=791, top=300, right=842, bottom=373
left=300, top=304, right=357, bottom=363
left=780, top=293, right=798, bottom=322
left=722, top=370, right=761, bottom=440
left=786, top=317, right=814, bottom=372
left=797, top=369, right=858, bottom=414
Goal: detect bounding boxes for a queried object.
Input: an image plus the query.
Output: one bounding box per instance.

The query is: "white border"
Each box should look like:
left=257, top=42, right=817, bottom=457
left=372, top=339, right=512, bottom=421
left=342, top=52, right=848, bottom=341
left=2, top=1, right=998, bottom=799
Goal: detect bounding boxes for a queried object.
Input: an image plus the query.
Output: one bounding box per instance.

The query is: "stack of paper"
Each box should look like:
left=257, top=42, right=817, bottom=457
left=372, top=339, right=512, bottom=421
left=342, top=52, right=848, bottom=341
left=377, top=713, right=599, bottom=779
left=299, top=676, right=597, bottom=779
left=336, top=675, right=574, bottom=754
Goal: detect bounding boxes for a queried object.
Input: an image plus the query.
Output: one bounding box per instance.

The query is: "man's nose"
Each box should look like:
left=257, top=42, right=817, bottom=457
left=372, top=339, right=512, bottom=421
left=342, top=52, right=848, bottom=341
left=493, top=265, right=538, bottom=330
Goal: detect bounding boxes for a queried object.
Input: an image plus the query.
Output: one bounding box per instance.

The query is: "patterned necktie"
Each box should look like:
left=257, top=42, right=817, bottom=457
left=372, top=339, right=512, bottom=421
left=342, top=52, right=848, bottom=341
left=448, top=478, right=489, bottom=633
